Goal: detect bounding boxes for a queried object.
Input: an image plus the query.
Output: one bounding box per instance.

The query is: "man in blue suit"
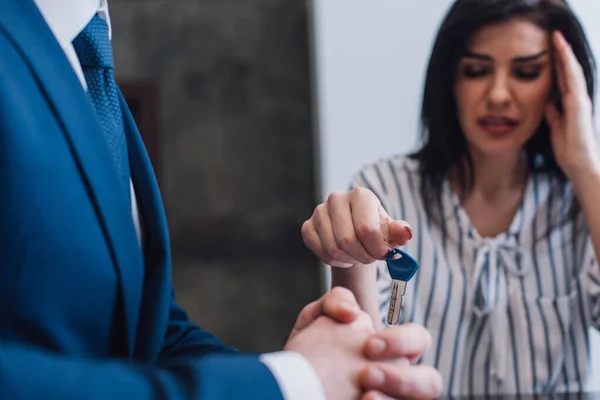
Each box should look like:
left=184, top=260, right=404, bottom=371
left=0, top=0, right=443, bottom=398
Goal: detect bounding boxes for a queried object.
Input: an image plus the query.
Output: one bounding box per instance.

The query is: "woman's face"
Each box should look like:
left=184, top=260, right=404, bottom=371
left=454, top=18, right=554, bottom=158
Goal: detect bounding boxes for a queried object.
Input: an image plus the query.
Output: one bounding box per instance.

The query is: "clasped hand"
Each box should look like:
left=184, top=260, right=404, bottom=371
left=285, top=287, right=443, bottom=400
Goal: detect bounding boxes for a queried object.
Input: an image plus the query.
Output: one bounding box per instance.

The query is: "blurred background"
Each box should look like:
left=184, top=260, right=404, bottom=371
left=110, top=0, right=599, bottom=386
left=111, top=0, right=319, bottom=352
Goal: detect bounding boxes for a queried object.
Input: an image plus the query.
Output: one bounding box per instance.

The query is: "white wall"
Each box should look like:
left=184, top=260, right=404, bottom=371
left=309, top=0, right=600, bottom=391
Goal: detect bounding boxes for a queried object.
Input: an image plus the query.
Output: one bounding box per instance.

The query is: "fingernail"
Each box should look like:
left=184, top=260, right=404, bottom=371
left=367, top=337, right=387, bottom=355
left=365, top=366, right=385, bottom=386
left=404, top=225, right=413, bottom=240
left=339, top=301, right=359, bottom=313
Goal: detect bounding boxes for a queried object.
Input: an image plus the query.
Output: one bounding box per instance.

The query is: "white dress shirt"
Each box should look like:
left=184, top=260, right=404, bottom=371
left=33, top=1, right=326, bottom=399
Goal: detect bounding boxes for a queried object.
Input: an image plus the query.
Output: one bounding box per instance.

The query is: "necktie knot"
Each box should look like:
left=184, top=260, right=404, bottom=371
left=72, top=14, right=131, bottom=206
left=72, top=15, right=114, bottom=69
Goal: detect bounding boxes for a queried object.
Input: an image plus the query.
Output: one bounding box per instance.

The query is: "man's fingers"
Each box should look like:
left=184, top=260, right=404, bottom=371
left=360, top=363, right=444, bottom=400
left=350, top=308, right=376, bottom=333
left=322, top=286, right=362, bottom=324
left=363, top=323, right=432, bottom=361
left=292, top=287, right=361, bottom=336
left=361, top=390, right=396, bottom=400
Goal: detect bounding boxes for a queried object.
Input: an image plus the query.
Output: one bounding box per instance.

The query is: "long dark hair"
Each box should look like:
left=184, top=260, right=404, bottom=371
left=412, top=0, right=596, bottom=228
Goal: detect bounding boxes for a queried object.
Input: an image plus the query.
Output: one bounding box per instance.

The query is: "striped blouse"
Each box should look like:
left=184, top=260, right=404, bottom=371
left=351, top=156, right=600, bottom=396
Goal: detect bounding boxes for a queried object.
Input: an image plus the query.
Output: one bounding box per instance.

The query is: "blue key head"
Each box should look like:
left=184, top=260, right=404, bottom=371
left=386, top=248, right=419, bottom=282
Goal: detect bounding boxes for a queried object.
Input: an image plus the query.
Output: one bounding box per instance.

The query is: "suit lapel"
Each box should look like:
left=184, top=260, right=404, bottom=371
left=119, top=91, right=171, bottom=270
left=118, top=91, right=172, bottom=359
left=0, top=0, right=143, bottom=355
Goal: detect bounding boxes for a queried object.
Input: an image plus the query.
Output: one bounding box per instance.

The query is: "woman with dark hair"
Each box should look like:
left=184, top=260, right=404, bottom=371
left=302, top=0, right=600, bottom=395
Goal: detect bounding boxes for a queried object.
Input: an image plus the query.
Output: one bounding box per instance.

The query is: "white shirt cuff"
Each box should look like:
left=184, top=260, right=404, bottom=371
left=259, top=351, right=327, bottom=400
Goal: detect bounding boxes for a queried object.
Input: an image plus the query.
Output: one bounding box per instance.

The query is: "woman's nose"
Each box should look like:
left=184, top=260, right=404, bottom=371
left=487, top=75, right=512, bottom=109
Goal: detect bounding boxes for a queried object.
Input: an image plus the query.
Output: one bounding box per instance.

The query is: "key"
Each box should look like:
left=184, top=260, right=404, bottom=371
left=386, top=248, right=419, bottom=325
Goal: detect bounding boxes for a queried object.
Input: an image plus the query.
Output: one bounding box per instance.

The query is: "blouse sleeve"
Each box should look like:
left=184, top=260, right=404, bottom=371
left=579, top=237, right=600, bottom=329
left=573, top=212, right=600, bottom=329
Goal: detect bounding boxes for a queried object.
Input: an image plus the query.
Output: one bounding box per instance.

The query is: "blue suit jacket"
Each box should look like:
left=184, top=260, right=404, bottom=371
left=0, top=1, right=284, bottom=398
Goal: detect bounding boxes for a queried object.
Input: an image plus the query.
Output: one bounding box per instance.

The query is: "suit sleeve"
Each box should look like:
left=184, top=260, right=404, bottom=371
left=0, top=292, right=281, bottom=399
left=0, top=340, right=284, bottom=400
left=158, top=293, right=326, bottom=400
left=158, top=291, right=239, bottom=360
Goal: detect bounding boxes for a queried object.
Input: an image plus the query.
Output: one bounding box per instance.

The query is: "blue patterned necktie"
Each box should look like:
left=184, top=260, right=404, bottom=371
left=72, top=15, right=131, bottom=205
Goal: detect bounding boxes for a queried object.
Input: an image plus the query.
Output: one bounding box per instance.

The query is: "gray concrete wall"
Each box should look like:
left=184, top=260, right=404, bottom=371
left=110, top=0, right=321, bottom=352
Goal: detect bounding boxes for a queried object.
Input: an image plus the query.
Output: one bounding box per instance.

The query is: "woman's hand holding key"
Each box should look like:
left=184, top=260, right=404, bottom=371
left=302, top=187, right=414, bottom=267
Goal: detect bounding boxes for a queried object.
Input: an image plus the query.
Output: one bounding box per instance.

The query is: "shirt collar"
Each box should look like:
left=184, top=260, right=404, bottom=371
left=33, top=0, right=112, bottom=50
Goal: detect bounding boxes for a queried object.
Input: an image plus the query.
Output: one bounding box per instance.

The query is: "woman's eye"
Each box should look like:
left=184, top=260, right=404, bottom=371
left=462, top=66, right=489, bottom=78
left=514, top=69, right=541, bottom=81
